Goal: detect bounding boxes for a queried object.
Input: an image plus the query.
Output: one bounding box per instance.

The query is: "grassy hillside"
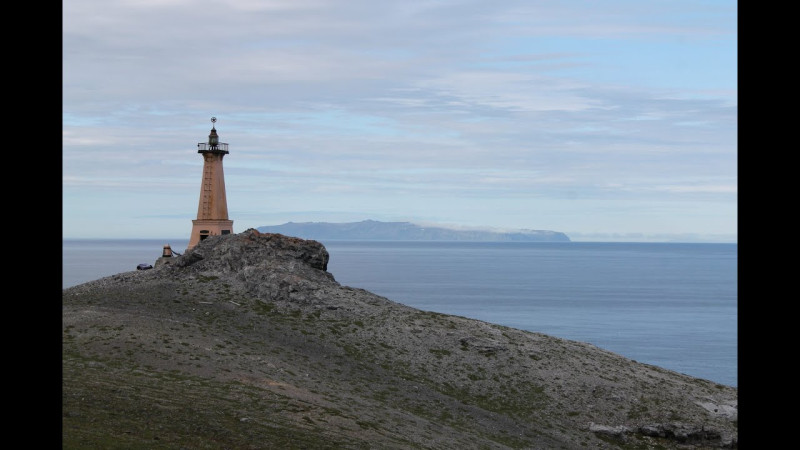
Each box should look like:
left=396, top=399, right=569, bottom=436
left=62, top=230, right=737, bottom=449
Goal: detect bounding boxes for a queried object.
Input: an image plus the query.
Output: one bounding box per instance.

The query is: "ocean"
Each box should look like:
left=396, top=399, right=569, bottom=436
left=62, top=239, right=737, bottom=388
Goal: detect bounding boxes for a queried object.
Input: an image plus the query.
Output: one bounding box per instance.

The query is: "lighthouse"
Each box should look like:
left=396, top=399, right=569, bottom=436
left=187, top=117, right=234, bottom=250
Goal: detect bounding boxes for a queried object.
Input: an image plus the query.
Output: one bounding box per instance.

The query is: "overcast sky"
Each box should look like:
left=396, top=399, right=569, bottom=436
left=63, top=0, right=737, bottom=242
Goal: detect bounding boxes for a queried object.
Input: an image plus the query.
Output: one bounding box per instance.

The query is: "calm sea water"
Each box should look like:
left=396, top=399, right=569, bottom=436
left=62, top=239, right=737, bottom=387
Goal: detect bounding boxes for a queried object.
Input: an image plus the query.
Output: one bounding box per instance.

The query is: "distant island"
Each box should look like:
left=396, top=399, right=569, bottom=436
left=257, top=219, right=571, bottom=242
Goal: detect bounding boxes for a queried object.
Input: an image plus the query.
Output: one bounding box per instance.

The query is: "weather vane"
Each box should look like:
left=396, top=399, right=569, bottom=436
left=211, top=117, right=217, bottom=124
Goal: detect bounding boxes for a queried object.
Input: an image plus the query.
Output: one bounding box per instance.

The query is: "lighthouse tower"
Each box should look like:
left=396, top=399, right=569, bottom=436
left=187, top=117, right=234, bottom=250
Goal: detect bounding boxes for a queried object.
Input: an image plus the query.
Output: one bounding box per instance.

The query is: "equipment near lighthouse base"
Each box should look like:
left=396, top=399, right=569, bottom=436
left=187, top=117, right=234, bottom=251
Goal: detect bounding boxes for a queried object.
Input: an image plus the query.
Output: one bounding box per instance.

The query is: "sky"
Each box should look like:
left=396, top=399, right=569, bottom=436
left=63, top=0, right=737, bottom=243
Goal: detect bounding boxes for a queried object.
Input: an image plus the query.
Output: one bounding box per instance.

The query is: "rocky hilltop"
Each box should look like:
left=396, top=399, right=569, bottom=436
left=62, top=229, right=737, bottom=449
left=257, top=220, right=571, bottom=242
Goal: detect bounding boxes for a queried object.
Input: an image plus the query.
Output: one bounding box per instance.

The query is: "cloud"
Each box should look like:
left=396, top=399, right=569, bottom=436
left=63, top=0, right=737, bottom=241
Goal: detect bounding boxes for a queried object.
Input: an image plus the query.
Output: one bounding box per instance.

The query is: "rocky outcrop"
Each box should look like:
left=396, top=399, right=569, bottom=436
left=63, top=229, right=737, bottom=449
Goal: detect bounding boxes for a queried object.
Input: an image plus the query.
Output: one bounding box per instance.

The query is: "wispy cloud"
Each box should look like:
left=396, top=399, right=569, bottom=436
left=63, top=0, right=737, bottom=241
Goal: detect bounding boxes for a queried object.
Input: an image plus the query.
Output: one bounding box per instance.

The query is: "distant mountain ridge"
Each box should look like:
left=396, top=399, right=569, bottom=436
left=257, top=220, right=570, bottom=242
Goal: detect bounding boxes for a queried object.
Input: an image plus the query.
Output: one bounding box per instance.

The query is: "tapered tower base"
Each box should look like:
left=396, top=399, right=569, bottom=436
left=188, top=219, right=234, bottom=250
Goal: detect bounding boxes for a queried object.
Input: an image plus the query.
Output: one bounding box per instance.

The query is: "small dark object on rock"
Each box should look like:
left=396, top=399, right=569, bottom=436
left=137, top=263, right=153, bottom=270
